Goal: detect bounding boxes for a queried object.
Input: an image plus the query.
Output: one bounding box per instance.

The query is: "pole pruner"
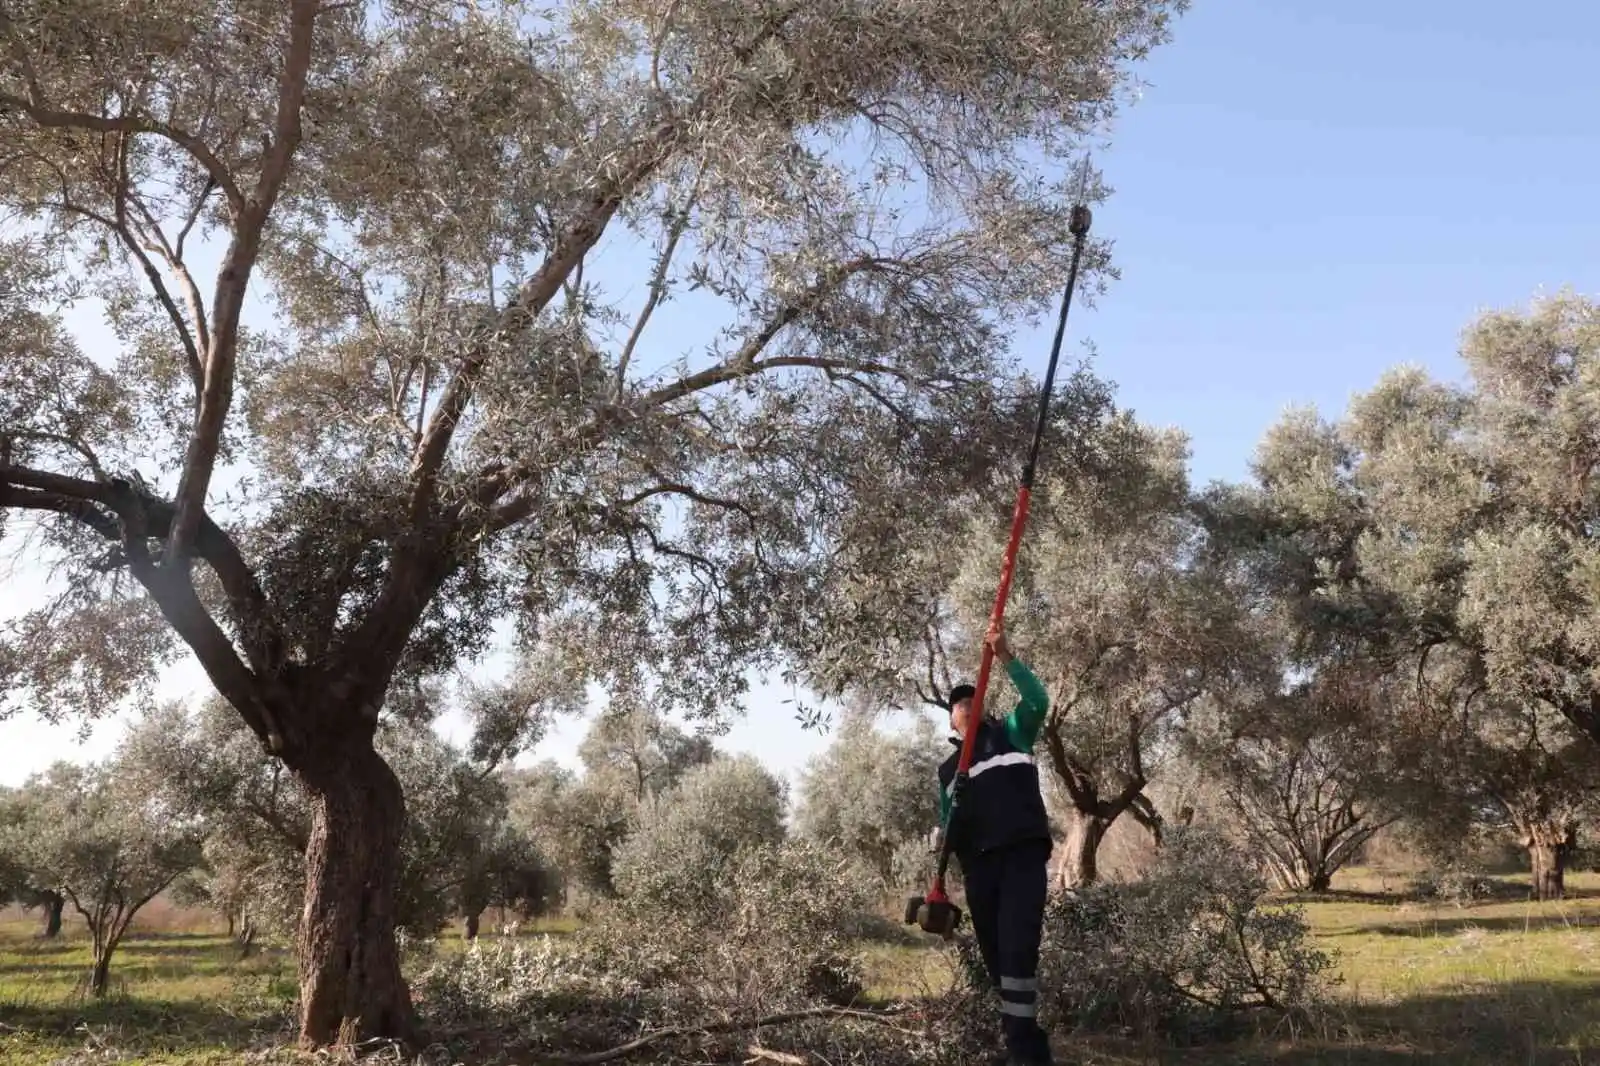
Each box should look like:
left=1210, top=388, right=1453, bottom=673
left=905, top=168, right=1094, bottom=939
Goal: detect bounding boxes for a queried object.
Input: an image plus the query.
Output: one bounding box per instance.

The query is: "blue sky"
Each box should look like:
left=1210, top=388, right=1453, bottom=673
left=3, top=0, right=1597, bottom=788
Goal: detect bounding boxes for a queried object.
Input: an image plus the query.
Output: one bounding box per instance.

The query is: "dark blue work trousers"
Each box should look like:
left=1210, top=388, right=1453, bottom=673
left=961, top=838, right=1053, bottom=1064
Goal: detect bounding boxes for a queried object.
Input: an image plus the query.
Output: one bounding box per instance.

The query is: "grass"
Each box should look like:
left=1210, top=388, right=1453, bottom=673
left=5, top=877, right=1600, bottom=1064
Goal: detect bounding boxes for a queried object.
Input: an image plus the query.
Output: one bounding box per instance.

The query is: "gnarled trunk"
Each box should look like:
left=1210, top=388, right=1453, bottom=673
left=293, top=737, right=416, bottom=1049
left=89, top=951, right=112, bottom=997
left=1526, top=822, right=1575, bottom=903
left=236, top=911, right=258, bottom=958
left=40, top=892, right=63, bottom=938
left=1057, top=809, right=1108, bottom=890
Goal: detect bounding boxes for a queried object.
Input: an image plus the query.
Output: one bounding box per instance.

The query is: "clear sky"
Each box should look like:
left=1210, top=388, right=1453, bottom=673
left=3, top=0, right=1597, bottom=790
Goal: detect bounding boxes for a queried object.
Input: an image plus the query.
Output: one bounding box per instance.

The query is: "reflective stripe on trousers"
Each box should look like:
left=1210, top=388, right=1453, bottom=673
left=1000, top=975, right=1039, bottom=1018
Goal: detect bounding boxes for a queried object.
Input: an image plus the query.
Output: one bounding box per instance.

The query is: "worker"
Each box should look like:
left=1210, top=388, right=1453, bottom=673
left=937, top=622, right=1053, bottom=1066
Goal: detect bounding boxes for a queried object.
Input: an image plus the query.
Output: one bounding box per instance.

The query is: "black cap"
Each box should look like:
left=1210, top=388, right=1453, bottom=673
left=947, top=683, right=976, bottom=710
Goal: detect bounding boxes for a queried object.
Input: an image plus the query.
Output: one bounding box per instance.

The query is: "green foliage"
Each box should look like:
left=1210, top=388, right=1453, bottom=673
left=795, top=715, right=945, bottom=892
left=507, top=707, right=718, bottom=905
left=1224, top=293, right=1600, bottom=895
left=587, top=839, right=876, bottom=1011
left=6, top=758, right=204, bottom=993
left=119, top=697, right=558, bottom=938
left=610, top=754, right=787, bottom=909
left=509, top=761, right=631, bottom=903
left=1033, top=826, right=1335, bottom=1041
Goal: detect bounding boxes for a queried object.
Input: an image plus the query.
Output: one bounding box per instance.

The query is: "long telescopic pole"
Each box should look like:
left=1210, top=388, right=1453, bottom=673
left=924, top=187, right=1094, bottom=907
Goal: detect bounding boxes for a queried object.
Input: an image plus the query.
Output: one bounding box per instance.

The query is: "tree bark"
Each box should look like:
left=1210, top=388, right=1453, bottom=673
left=236, top=912, right=258, bottom=958
left=40, top=892, right=64, bottom=938
left=1307, top=869, right=1332, bottom=893
left=89, top=949, right=112, bottom=997
left=464, top=911, right=481, bottom=941
left=293, top=737, right=417, bottom=1049
left=1526, top=823, right=1575, bottom=902
left=1057, top=809, right=1107, bottom=890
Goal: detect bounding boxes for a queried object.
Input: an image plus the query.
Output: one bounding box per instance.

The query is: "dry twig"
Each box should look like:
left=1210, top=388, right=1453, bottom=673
left=535, top=1005, right=911, bottom=1065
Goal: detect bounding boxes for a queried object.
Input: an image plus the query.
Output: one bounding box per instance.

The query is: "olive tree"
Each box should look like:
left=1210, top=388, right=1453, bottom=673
left=10, top=760, right=203, bottom=995
left=794, top=712, right=945, bottom=893
left=1213, top=295, right=1600, bottom=899
left=611, top=753, right=787, bottom=909
left=504, top=703, right=714, bottom=903
left=0, top=787, right=68, bottom=938
left=1188, top=665, right=1412, bottom=892
left=507, top=761, right=626, bottom=905
left=0, top=0, right=1184, bottom=1044
left=990, top=417, right=1249, bottom=889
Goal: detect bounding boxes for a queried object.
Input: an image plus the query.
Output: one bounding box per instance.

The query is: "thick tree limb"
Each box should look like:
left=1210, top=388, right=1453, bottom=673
left=0, top=464, right=287, bottom=678
left=109, top=484, right=277, bottom=745
left=165, top=0, right=321, bottom=566
left=0, top=481, right=119, bottom=538
left=408, top=140, right=678, bottom=523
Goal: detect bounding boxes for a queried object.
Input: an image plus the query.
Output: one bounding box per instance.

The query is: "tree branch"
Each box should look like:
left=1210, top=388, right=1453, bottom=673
left=0, top=428, right=107, bottom=480
left=0, top=94, right=244, bottom=214
left=164, top=0, right=321, bottom=566
left=125, top=179, right=215, bottom=368
left=480, top=260, right=892, bottom=532
left=0, top=464, right=288, bottom=699
left=539, top=1006, right=909, bottom=1066
left=104, top=142, right=206, bottom=393
left=615, top=166, right=705, bottom=395
left=409, top=128, right=681, bottom=523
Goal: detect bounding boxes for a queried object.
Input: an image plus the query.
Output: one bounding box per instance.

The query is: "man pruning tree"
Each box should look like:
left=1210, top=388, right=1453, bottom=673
left=938, top=622, right=1054, bottom=1066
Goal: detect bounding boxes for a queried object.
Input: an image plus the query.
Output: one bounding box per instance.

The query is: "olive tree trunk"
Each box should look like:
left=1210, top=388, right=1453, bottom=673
left=89, top=952, right=113, bottom=997
left=40, top=892, right=64, bottom=938
left=1056, top=809, right=1108, bottom=890
left=1525, top=821, right=1576, bottom=903
left=292, top=737, right=416, bottom=1049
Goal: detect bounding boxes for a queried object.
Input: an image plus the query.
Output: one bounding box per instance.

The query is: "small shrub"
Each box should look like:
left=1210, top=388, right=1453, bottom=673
left=609, top=755, right=786, bottom=911
left=1034, top=826, right=1336, bottom=1042
left=415, top=933, right=641, bottom=1035
left=1410, top=864, right=1494, bottom=905
left=584, top=838, right=874, bottom=1012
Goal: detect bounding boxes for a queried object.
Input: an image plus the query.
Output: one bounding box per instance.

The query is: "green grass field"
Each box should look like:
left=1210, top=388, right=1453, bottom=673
left=5, top=875, right=1600, bottom=1064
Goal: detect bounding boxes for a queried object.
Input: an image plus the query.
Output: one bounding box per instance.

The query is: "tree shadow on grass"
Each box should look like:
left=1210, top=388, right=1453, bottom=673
left=1356, top=913, right=1600, bottom=938
left=116, top=940, right=236, bottom=959
left=1062, top=980, right=1600, bottom=1066
left=0, top=995, right=292, bottom=1055
left=120, top=931, right=223, bottom=943
left=0, top=960, right=90, bottom=977
left=1279, top=889, right=1406, bottom=907
left=1272, top=980, right=1600, bottom=1065
left=0, top=939, right=79, bottom=958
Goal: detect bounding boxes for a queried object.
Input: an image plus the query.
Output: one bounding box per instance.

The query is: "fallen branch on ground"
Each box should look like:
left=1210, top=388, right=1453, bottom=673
left=536, top=1005, right=914, bottom=1065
